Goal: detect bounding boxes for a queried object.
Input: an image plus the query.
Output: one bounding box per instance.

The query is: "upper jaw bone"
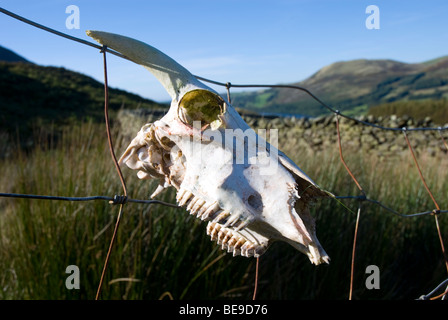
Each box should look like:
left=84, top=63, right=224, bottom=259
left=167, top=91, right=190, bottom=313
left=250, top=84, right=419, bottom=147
left=87, top=30, right=330, bottom=265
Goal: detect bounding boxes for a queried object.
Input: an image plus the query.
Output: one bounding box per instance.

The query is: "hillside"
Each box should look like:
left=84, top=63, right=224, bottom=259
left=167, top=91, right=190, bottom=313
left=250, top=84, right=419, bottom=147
left=231, top=56, right=448, bottom=117
left=2, top=44, right=447, bottom=139
left=0, top=45, right=31, bottom=63
left=0, top=56, right=168, bottom=147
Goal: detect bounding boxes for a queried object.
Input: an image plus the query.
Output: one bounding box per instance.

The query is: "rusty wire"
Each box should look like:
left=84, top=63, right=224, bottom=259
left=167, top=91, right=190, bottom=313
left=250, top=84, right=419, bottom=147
left=335, top=113, right=365, bottom=300
left=402, top=129, right=448, bottom=275
left=0, top=7, right=130, bottom=62
left=252, top=257, right=260, bottom=300
left=349, top=204, right=362, bottom=300
left=1, top=7, right=447, bottom=300
left=418, top=278, right=448, bottom=300
left=95, top=47, right=126, bottom=300
left=197, top=77, right=448, bottom=132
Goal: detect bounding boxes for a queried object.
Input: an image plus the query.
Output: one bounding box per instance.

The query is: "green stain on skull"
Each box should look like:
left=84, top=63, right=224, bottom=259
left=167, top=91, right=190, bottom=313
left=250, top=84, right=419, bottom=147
left=179, top=90, right=226, bottom=129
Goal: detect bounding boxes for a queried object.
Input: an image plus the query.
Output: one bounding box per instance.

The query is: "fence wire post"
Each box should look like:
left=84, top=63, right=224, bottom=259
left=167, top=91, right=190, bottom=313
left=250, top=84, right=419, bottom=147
left=349, top=202, right=362, bottom=300
left=95, top=47, right=128, bottom=300
left=335, top=112, right=366, bottom=300
left=252, top=257, right=260, bottom=300
left=402, top=128, right=448, bottom=275
left=225, top=82, right=232, bottom=104
left=335, top=112, right=366, bottom=196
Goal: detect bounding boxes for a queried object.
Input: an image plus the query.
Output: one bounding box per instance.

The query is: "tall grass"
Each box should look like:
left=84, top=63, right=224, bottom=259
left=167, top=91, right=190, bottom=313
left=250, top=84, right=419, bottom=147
left=0, top=120, right=446, bottom=299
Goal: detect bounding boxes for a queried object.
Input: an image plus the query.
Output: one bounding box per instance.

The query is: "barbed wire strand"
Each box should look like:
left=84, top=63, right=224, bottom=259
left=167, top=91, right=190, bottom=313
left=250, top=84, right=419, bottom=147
left=196, top=77, right=448, bottom=133
left=1, top=7, right=447, bottom=300
left=0, top=192, right=179, bottom=207
left=429, top=283, right=448, bottom=300
left=0, top=7, right=129, bottom=62
left=418, top=278, right=448, bottom=300
left=1, top=193, right=445, bottom=216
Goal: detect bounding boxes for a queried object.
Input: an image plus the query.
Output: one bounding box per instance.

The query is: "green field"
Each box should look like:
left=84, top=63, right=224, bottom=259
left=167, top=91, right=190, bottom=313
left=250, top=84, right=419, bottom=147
left=0, top=118, right=446, bottom=300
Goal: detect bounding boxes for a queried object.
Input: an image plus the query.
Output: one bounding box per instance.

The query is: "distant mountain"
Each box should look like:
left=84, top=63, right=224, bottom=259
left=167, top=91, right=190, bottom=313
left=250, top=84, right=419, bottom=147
left=0, top=45, right=31, bottom=63
left=230, top=56, right=448, bottom=117
left=0, top=46, right=168, bottom=144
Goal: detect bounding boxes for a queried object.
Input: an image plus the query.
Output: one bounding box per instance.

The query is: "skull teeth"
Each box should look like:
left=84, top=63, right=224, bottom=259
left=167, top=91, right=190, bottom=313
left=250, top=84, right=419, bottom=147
left=176, top=188, right=264, bottom=258
left=206, top=221, right=265, bottom=258
left=199, top=202, right=220, bottom=220
left=223, top=214, right=241, bottom=228
left=177, top=189, right=193, bottom=207
left=191, top=198, right=206, bottom=215
left=213, top=210, right=231, bottom=224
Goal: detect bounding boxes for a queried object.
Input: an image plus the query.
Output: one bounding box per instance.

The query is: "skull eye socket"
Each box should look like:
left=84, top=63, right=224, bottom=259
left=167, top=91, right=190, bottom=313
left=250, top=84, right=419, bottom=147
left=178, top=89, right=226, bottom=129
left=247, top=194, right=263, bottom=212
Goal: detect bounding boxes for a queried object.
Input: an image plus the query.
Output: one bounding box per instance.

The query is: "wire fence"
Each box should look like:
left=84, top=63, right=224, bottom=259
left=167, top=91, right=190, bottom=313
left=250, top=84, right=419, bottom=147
left=1, top=7, right=447, bottom=300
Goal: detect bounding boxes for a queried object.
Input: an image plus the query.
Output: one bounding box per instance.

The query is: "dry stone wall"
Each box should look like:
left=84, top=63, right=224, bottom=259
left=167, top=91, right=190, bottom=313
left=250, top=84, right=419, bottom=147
left=118, top=109, right=448, bottom=159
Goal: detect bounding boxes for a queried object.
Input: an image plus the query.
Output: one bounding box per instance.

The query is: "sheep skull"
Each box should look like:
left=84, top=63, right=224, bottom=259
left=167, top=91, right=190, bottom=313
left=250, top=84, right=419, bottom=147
left=87, top=30, right=330, bottom=265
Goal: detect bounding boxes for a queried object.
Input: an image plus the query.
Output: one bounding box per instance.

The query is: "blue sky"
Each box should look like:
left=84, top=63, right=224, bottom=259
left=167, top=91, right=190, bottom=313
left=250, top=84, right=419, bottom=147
left=1, top=0, right=447, bottom=102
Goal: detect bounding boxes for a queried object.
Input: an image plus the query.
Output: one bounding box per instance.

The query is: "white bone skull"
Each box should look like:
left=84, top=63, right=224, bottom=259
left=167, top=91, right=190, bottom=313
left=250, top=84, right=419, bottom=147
left=87, top=30, right=330, bottom=265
